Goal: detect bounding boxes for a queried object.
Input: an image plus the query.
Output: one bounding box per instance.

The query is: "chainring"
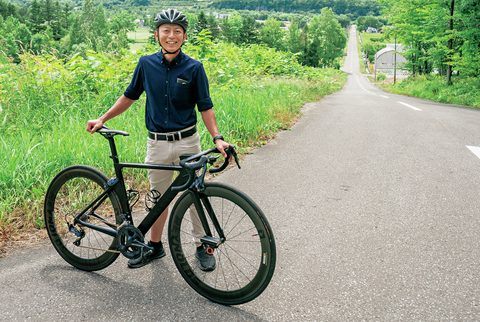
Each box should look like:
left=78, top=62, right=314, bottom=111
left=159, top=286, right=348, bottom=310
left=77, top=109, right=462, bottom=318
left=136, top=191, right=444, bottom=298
left=116, top=225, right=145, bottom=259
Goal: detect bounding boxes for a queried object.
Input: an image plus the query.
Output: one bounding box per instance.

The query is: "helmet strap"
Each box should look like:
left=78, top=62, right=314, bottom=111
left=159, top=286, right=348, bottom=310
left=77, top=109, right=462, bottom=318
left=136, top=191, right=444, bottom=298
left=163, top=48, right=180, bottom=55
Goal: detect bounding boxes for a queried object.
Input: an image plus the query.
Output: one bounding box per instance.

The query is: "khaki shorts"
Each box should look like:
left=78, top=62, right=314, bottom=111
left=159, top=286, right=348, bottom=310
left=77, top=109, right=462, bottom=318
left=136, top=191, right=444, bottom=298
left=145, top=129, right=203, bottom=244
left=145, top=130, right=201, bottom=194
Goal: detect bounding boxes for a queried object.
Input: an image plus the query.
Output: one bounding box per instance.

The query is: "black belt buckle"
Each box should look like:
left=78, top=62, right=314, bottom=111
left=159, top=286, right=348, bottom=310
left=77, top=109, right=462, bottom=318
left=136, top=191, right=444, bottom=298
left=149, top=127, right=195, bottom=141
left=166, top=133, right=176, bottom=141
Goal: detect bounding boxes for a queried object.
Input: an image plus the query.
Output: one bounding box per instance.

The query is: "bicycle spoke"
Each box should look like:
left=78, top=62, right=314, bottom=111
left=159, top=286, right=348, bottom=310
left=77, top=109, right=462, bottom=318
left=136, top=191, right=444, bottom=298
left=222, top=244, right=242, bottom=289
left=224, top=242, right=259, bottom=271
left=225, top=212, right=248, bottom=237
left=227, top=226, right=258, bottom=241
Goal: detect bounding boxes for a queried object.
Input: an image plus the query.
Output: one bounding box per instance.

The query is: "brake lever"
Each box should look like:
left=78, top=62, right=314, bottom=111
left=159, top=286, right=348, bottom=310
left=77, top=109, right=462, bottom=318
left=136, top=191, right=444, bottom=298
left=230, top=148, right=241, bottom=169
left=208, top=146, right=240, bottom=174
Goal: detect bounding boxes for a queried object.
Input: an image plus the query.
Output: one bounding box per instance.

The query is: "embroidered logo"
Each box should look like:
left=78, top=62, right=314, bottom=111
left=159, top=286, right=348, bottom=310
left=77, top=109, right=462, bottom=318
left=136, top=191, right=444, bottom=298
left=177, top=78, right=189, bottom=85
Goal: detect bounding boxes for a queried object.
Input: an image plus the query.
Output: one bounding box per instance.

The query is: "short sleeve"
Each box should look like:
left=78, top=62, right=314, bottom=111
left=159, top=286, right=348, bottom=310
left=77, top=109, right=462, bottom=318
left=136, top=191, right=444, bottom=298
left=124, top=59, right=144, bottom=100
left=194, top=63, right=213, bottom=111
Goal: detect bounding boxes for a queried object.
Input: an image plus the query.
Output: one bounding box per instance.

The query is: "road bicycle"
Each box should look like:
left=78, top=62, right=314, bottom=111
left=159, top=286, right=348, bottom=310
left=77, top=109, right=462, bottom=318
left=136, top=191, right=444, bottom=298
left=43, top=127, right=276, bottom=305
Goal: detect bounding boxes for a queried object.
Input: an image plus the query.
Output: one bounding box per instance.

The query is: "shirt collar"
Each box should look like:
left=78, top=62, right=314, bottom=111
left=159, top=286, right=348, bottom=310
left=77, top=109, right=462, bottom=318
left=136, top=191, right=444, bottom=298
left=159, top=50, right=184, bottom=66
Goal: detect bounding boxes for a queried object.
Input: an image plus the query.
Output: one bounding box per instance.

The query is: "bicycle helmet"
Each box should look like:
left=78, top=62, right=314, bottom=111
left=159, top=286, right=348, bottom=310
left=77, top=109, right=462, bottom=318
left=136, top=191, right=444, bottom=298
left=154, top=9, right=188, bottom=31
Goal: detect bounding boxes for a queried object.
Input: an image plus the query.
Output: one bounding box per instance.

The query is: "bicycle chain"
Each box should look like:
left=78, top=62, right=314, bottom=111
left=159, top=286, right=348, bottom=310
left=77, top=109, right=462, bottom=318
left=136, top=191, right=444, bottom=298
left=74, top=244, right=121, bottom=253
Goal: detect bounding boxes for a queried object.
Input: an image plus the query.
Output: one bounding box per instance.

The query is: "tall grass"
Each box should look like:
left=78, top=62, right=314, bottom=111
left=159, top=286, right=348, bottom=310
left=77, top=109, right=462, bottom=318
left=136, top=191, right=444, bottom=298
left=0, top=43, right=346, bottom=235
left=382, top=75, right=480, bottom=108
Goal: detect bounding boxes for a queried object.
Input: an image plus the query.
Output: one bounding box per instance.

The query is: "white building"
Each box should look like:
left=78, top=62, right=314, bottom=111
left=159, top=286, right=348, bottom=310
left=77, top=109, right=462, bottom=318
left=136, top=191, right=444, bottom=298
left=374, top=44, right=409, bottom=79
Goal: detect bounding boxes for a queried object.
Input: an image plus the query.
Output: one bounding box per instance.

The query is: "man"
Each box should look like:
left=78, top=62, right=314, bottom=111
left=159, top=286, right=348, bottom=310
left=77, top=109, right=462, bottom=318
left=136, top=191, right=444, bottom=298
left=86, top=9, right=229, bottom=270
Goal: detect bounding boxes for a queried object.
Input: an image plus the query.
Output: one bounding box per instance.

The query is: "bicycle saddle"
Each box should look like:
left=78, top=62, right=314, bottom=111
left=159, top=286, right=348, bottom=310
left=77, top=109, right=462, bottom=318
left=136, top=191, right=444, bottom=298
left=98, top=126, right=129, bottom=137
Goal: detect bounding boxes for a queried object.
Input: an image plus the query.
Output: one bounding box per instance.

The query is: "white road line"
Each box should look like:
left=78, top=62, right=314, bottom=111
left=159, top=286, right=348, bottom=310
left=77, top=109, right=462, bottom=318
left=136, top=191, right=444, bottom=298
left=355, top=75, right=390, bottom=99
left=355, top=75, right=376, bottom=96
left=398, top=101, right=422, bottom=111
left=466, top=146, right=480, bottom=160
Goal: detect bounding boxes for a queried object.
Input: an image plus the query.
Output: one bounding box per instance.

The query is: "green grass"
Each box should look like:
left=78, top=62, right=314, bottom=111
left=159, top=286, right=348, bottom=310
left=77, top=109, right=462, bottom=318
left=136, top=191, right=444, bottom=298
left=360, top=32, right=385, bottom=43
left=127, top=27, right=151, bottom=52
left=127, top=27, right=151, bottom=43
left=380, top=75, right=480, bottom=108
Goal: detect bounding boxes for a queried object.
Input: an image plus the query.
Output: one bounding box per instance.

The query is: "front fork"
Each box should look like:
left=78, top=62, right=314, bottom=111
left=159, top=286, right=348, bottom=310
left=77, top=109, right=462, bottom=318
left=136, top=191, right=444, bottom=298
left=190, top=191, right=226, bottom=252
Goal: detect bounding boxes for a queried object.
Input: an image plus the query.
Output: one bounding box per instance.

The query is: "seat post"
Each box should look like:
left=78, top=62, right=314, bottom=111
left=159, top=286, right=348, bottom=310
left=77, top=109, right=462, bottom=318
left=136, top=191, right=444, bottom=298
left=107, top=136, right=125, bottom=182
left=106, top=135, right=120, bottom=164
left=105, top=134, right=131, bottom=218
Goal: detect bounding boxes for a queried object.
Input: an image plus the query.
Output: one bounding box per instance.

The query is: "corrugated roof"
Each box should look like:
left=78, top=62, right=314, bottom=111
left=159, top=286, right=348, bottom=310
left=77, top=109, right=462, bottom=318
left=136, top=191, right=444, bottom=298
left=375, top=47, right=395, bottom=59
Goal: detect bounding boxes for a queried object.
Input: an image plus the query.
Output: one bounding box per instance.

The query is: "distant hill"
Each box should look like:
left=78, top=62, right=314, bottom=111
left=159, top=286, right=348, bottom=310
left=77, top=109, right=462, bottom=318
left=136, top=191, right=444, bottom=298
left=4, top=0, right=379, bottom=17
left=210, top=0, right=380, bottom=17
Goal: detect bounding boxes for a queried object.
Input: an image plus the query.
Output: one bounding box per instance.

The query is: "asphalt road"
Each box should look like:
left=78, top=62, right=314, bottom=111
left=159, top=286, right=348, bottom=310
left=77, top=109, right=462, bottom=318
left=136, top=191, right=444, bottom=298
left=1, top=26, right=479, bottom=321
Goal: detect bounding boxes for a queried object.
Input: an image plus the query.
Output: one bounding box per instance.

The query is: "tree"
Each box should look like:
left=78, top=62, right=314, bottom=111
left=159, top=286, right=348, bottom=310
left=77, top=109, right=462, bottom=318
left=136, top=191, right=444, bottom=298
left=132, top=0, right=150, bottom=5
left=357, top=15, right=383, bottom=31
left=65, top=0, right=111, bottom=52
left=305, top=8, right=346, bottom=67
left=195, top=11, right=209, bottom=33
left=259, top=18, right=285, bottom=51
left=0, top=0, right=17, bottom=19
left=455, top=0, right=480, bottom=77
left=240, top=14, right=259, bottom=44
left=210, top=0, right=380, bottom=18
left=0, top=16, right=32, bottom=61
left=109, top=11, right=135, bottom=50
left=221, top=13, right=243, bottom=45
left=286, top=18, right=303, bottom=54
left=380, top=0, right=480, bottom=83
left=29, top=0, right=44, bottom=33
left=446, top=0, right=455, bottom=84
left=206, top=14, right=221, bottom=39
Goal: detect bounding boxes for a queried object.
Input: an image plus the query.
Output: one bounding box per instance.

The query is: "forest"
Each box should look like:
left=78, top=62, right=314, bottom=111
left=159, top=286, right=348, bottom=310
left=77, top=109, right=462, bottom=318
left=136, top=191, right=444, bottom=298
left=0, top=0, right=347, bottom=68
left=211, top=0, right=380, bottom=17
left=373, top=0, right=479, bottom=106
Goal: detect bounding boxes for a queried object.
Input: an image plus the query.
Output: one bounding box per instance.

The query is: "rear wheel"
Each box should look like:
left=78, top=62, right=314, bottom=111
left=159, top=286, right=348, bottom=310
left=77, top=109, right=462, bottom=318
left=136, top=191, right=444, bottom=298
left=168, top=183, right=276, bottom=305
left=44, top=166, right=123, bottom=271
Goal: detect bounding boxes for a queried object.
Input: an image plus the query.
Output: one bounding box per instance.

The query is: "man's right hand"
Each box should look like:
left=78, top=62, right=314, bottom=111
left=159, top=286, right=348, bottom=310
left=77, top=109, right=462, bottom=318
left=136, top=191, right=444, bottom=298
left=86, top=119, right=104, bottom=134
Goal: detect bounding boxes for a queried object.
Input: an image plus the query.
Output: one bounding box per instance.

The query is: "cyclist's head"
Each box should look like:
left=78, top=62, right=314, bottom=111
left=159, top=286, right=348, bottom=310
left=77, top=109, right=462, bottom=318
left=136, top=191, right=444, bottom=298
left=154, top=9, right=188, bottom=32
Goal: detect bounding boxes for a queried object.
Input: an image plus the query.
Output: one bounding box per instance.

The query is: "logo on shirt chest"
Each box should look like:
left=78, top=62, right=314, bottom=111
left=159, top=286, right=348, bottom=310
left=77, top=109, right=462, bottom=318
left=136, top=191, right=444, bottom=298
left=176, top=78, right=189, bottom=85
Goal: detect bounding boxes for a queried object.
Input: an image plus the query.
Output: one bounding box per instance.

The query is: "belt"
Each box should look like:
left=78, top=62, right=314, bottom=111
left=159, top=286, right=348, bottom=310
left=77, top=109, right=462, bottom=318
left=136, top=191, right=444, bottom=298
left=148, top=126, right=197, bottom=141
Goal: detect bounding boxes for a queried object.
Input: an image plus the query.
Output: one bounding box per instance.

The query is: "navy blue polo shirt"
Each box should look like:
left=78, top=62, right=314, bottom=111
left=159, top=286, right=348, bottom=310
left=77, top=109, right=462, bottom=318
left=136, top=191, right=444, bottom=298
left=124, top=51, right=213, bottom=132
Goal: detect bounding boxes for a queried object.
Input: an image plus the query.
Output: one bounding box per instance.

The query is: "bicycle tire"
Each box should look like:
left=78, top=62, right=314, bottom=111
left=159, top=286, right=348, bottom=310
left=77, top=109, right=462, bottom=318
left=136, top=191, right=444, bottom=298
left=44, top=165, right=123, bottom=271
left=168, top=183, right=276, bottom=305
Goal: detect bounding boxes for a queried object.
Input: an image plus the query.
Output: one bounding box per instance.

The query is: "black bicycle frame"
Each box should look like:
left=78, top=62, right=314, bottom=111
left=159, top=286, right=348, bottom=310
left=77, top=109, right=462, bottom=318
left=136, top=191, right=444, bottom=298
left=74, top=134, right=225, bottom=241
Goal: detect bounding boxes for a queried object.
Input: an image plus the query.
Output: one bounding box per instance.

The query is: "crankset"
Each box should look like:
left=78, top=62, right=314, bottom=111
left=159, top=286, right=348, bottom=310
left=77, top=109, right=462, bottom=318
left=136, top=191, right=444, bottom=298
left=116, top=225, right=153, bottom=259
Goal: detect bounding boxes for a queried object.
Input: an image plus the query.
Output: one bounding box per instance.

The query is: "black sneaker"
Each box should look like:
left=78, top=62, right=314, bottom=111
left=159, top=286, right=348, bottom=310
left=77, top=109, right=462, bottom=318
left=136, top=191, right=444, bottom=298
left=195, top=246, right=216, bottom=272
left=128, top=241, right=166, bottom=269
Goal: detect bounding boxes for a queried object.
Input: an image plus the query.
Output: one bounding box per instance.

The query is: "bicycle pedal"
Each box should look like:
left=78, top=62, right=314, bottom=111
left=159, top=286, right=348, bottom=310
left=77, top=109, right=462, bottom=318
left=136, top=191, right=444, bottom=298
left=200, top=236, right=222, bottom=247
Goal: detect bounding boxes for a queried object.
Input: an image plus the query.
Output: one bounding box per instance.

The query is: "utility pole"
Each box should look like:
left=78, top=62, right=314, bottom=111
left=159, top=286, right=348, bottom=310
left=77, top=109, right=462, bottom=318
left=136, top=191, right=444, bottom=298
left=394, top=33, right=397, bottom=84
left=446, top=0, right=455, bottom=85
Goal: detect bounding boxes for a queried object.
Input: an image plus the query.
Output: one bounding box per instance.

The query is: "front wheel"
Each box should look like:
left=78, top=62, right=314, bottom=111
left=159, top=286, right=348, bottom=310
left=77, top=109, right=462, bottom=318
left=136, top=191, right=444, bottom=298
left=168, top=183, right=276, bottom=305
left=44, top=166, right=123, bottom=271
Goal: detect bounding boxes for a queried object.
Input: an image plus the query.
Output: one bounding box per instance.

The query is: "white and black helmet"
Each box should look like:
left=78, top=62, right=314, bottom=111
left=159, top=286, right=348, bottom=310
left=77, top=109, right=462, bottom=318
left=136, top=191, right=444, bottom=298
left=154, top=9, right=188, bottom=31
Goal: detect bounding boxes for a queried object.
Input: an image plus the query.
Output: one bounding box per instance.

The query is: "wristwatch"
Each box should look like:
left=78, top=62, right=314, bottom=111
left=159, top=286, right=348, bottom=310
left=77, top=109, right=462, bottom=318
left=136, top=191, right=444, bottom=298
left=212, top=134, right=224, bottom=144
